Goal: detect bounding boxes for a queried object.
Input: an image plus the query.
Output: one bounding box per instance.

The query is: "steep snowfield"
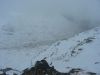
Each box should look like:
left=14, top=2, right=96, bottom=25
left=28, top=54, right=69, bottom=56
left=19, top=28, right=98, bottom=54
left=32, top=27, right=100, bottom=73
left=0, top=26, right=100, bottom=74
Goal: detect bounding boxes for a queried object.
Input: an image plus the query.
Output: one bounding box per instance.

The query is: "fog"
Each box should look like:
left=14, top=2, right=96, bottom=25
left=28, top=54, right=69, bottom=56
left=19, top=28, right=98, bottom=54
left=0, top=0, right=100, bottom=49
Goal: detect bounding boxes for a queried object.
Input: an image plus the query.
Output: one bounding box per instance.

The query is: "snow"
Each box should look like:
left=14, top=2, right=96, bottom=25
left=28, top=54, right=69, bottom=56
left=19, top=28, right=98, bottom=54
left=32, top=27, right=100, bottom=73
left=0, top=46, right=49, bottom=71
left=0, top=26, right=100, bottom=74
left=0, top=1, right=100, bottom=75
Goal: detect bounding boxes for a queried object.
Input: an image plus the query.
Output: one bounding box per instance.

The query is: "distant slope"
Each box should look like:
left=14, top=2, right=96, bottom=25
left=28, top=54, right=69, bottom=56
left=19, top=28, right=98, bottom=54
left=0, top=45, right=49, bottom=70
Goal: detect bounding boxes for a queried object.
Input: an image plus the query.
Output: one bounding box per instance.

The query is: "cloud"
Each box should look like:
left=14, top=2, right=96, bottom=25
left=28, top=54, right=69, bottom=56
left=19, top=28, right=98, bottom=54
left=0, top=0, right=100, bottom=48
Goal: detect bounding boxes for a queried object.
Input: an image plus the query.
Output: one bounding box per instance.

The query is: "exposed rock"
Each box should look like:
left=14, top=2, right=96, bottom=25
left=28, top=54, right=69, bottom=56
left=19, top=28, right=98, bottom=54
left=0, top=60, right=97, bottom=75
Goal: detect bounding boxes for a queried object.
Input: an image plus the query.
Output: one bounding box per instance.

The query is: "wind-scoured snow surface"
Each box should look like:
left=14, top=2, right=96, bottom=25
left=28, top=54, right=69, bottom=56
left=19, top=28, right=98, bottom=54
left=0, top=27, right=100, bottom=74
left=33, top=27, right=100, bottom=73
left=0, top=0, right=100, bottom=48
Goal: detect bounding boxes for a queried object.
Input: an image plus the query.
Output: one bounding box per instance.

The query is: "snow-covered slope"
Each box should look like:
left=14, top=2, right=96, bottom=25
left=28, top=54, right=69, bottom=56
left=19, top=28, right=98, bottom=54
left=0, top=26, right=100, bottom=74
left=32, top=27, right=100, bottom=73
left=0, top=46, right=49, bottom=70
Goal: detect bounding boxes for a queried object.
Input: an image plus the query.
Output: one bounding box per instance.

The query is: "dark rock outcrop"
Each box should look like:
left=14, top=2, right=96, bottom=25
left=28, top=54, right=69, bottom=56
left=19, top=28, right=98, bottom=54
left=0, top=60, right=97, bottom=75
left=21, top=60, right=97, bottom=75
